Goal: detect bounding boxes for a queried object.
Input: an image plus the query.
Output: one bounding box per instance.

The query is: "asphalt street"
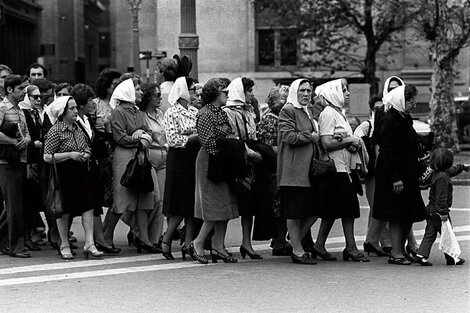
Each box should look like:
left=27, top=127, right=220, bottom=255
left=0, top=186, right=469, bottom=313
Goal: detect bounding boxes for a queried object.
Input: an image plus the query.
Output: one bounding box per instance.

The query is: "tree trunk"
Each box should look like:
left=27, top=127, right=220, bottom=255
left=429, top=50, right=460, bottom=151
left=363, top=48, right=378, bottom=96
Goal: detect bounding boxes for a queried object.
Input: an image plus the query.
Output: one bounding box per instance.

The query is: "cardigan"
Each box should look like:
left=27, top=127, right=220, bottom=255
left=277, top=103, right=316, bottom=187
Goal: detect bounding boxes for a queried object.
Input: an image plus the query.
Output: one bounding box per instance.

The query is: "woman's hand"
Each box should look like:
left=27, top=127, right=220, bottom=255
left=393, top=180, right=404, bottom=194
left=132, top=129, right=145, bottom=141
left=16, top=138, right=30, bottom=150
left=34, top=140, right=43, bottom=149
left=438, top=213, right=449, bottom=222
left=70, top=151, right=86, bottom=162
left=311, top=131, right=320, bottom=143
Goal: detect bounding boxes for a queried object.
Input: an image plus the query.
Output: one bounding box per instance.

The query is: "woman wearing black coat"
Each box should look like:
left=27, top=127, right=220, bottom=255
left=373, top=84, right=426, bottom=265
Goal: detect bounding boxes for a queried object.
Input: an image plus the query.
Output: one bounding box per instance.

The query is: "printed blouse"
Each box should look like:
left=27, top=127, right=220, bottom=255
left=44, top=121, right=89, bottom=154
left=196, top=103, right=232, bottom=155
left=163, top=102, right=198, bottom=148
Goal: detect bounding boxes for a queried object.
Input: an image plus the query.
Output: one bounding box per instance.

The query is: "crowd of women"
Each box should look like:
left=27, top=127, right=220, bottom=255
left=0, top=57, right=467, bottom=265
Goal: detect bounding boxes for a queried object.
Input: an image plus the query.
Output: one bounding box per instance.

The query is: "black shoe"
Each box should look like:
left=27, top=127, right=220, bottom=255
left=311, top=247, right=337, bottom=261
left=0, top=246, right=9, bottom=255
left=388, top=256, right=411, bottom=265
left=211, top=248, right=238, bottom=263
left=272, top=245, right=293, bottom=256
left=382, top=247, right=392, bottom=254
left=10, top=251, right=31, bottom=258
left=190, top=242, right=208, bottom=264
left=239, top=245, right=262, bottom=260
left=447, top=258, right=465, bottom=265
left=160, top=240, right=175, bottom=260
left=95, top=242, right=121, bottom=254
left=69, top=242, right=78, bottom=250
left=127, top=231, right=135, bottom=247
left=343, top=249, right=369, bottom=262
left=406, top=246, right=418, bottom=257
left=136, top=238, right=161, bottom=254
left=182, top=245, right=194, bottom=260
left=414, top=255, right=433, bottom=266
left=363, top=242, right=389, bottom=257
left=291, top=253, right=316, bottom=264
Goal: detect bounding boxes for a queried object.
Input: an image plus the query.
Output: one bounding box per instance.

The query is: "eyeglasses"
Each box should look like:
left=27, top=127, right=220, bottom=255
left=57, top=93, right=69, bottom=97
left=188, top=87, right=197, bottom=92
left=155, top=93, right=162, bottom=98
left=31, top=95, right=41, bottom=100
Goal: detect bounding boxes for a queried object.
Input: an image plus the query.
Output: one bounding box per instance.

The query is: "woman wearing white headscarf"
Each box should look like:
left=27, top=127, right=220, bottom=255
left=223, top=77, right=265, bottom=259
left=277, top=79, right=320, bottom=264
left=161, top=76, right=200, bottom=260
left=313, top=78, right=369, bottom=263
left=373, top=85, right=426, bottom=265
left=102, top=76, right=157, bottom=253
left=43, top=96, right=103, bottom=260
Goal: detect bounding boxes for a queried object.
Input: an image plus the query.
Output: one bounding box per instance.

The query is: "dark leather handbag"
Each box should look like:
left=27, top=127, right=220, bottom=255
left=45, top=155, right=64, bottom=219
left=0, top=122, right=20, bottom=165
left=309, top=143, right=336, bottom=180
left=120, top=144, right=154, bottom=193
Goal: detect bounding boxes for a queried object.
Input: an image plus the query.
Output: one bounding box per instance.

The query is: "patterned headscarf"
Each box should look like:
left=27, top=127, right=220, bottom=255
left=315, top=79, right=345, bottom=108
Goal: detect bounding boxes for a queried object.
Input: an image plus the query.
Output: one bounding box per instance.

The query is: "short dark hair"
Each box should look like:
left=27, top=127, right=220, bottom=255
left=4, top=75, right=28, bottom=95
left=429, top=147, right=454, bottom=171
left=32, top=78, right=55, bottom=93
left=219, top=78, right=231, bottom=88
left=26, top=63, right=48, bottom=77
left=241, top=77, right=254, bottom=93
left=404, top=84, right=418, bottom=102
left=70, top=84, right=94, bottom=107
left=201, top=78, right=224, bottom=105
left=368, top=94, right=383, bottom=111
left=94, top=68, right=121, bottom=99
left=156, top=58, right=179, bottom=81
left=185, top=77, right=195, bottom=89
left=137, top=82, right=158, bottom=111
left=387, top=77, right=403, bottom=92
left=55, top=82, right=72, bottom=95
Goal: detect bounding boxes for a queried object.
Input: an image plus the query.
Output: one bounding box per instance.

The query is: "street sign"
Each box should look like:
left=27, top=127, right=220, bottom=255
left=154, top=51, right=167, bottom=59
left=139, top=51, right=152, bottom=60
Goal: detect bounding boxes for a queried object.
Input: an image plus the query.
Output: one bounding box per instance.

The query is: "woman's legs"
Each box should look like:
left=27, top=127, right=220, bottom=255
left=136, top=210, right=152, bottom=246
left=406, top=228, right=419, bottom=252
left=389, top=221, right=408, bottom=258
left=162, top=215, right=183, bottom=252
left=287, top=219, right=304, bottom=255
left=93, top=215, right=108, bottom=245
left=183, top=217, right=197, bottom=249
left=81, top=210, right=94, bottom=248
left=342, top=217, right=360, bottom=253
left=313, top=219, right=335, bottom=253
left=241, top=215, right=255, bottom=252
left=56, top=214, right=70, bottom=251
left=193, top=221, right=215, bottom=255
left=211, top=221, right=228, bottom=252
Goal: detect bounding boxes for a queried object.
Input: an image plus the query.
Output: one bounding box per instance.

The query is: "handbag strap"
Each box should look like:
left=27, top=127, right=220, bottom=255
left=51, top=154, right=60, bottom=184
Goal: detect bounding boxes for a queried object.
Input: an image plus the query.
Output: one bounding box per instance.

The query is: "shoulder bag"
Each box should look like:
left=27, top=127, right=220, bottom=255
left=309, top=142, right=336, bottom=181
left=45, top=154, right=64, bottom=219
left=120, top=143, right=154, bottom=193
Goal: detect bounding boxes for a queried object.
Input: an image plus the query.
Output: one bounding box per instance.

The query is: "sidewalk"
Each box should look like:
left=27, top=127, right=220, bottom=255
left=452, top=149, right=470, bottom=185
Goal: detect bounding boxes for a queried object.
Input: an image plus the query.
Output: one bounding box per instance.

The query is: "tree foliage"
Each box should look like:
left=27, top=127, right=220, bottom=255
left=416, top=0, right=470, bottom=149
left=254, top=0, right=421, bottom=94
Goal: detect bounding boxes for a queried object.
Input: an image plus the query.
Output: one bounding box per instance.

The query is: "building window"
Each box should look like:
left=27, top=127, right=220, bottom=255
left=256, top=28, right=297, bottom=70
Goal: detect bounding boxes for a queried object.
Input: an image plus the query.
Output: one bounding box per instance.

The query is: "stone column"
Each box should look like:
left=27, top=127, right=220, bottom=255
left=179, top=0, right=198, bottom=79
left=128, top=0, right=142, bottom=75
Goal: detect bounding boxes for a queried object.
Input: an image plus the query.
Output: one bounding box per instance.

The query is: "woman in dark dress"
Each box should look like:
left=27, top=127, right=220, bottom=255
left=43, top=96, right=104, bottom=260
left=373, top=84, right=426, bottom=265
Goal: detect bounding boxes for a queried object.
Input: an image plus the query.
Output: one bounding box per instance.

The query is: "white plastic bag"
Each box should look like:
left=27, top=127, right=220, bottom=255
left=438, top=220, right=461, bottom=262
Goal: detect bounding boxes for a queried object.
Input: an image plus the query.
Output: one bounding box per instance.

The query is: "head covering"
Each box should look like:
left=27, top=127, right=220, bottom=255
left=19, top=87, right=33, bottom=110
left=110, top=78, right=135, bottom=109
left=382, top=85, right=406, bottom=113
left=315, top=79, right=344, bottom=108
left=168, top=77, right=190, bottom=106
left=287, top=79, right=310, bottom=108
left=226, top=77, right=246, bottom=107
left=45, top=96, right=73, bottom=125
left=382, top=76, right=404, bottom=111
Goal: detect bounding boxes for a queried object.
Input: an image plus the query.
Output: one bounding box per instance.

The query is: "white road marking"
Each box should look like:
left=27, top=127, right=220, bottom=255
left=0, top=262, right=212, bottom=287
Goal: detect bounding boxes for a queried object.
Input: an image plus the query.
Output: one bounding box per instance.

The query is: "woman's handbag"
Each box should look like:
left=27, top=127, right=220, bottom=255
left=45, top=154, right=64, bottom=219
left=120, top=143, right=154, bottom=193
left=309, top=142, right=337, bottom=180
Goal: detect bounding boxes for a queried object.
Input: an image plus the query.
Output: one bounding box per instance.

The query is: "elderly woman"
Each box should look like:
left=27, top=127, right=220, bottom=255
left=223, top=77, right=263, bottom=259
left=161, top=76, right=200, bottom=260
left=131, top=83, right=167, bottom=247
left=373, top=85, right=426, bottom=265
left=258, top=85, right=292, bottom=256
left=191, top=78, right=239, bottom=264
left=277, top=79, right=320, bottom=264
left=314, top=78, right=369, bottom=262
left=43, top=96, right=103, bottom=260
left=103, top=76, right=157, bottom=253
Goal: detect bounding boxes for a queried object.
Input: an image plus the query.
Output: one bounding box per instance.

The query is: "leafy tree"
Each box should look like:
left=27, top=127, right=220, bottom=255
left=254, top=0, right=421, bottom=95
left=417, top=0, right=470, bottom=150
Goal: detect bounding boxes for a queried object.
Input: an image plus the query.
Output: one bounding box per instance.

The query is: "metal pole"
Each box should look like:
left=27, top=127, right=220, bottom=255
left=128, top=0, right=142, bottom=75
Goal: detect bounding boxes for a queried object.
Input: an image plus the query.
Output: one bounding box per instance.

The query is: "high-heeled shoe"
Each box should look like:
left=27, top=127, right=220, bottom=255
left=388, top=255, right=411, bottom=265
left=363, top=242, right=389, bottom=257
left=182, top=245, right=195, bottom=260
left=414, top=255, right=433, bottom=266
left=291, top=253, right=316, bottom=264
left=211, top=248, right=238, bottom=263
left=311, top=247, right=337, bottom=261
left=239, top=245, right=262, bottom=260
left=127, top=231, right=135, bottom=247
left=160, top=240, right=175, bottom=260
left=59, top=246, right=74, bottom=260
left=83, top=245, right=104, bottom=259
left=447, top=257, right=465, bottom=265
left=342, top=249, right=370, bottom=262
left=95, top=242, right=121, bottom=254
left=136, top=238, right=162, bottom=254
left=190, top=242, right=208, bottom=264
left=382, top=246, right=392, bottom=254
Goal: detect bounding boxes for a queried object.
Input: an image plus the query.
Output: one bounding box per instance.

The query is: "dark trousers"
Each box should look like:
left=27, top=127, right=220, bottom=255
left=417, top=214, right=453, bottom=261
left=0, top=164, right=26, bottom=254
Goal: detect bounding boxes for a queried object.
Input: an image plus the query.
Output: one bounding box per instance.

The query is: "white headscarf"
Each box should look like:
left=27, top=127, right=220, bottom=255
left=382, top=76, right=404, bottom=112
left=19, top=91, right=33, bottom=110
left=226, top=77, right=246, bottom=107
left=383, top=85, right=406, bottom=113
left=110, top=78, right=135, bottom=110
left=286, top=79, right=310, bottom=109
left=168, top=77, right=190, bottom=106
left=45, top=96, right=72, bottom=125
left=315, top=79, right=344, bottom=108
